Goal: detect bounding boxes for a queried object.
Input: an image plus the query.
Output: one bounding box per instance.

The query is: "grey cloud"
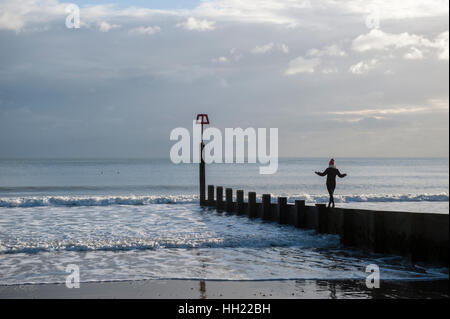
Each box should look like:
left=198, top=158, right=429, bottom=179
left=0, top=1, right=448, bottom=158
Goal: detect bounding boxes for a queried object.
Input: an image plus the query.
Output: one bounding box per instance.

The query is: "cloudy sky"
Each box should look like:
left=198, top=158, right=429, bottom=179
left=0, top=0, right=448, bottom=158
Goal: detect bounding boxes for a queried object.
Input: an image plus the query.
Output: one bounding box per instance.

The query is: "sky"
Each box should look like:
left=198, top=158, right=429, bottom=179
left=0, top=0, right=448, bottom=159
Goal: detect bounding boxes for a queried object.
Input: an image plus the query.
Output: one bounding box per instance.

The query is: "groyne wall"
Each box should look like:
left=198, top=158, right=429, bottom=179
left=203, top=185, right=449, bottom=266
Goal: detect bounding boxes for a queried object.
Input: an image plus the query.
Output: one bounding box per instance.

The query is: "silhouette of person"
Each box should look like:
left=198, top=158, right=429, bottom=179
left=315, top=158, right=347, bottom=208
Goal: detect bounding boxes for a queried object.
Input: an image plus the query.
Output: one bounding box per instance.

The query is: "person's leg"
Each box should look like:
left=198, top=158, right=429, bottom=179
left=330, top=190, right=335, bottom=208
left=327, top=184, right=333, bottom=208
left=327, top=183, right=336, bottom=208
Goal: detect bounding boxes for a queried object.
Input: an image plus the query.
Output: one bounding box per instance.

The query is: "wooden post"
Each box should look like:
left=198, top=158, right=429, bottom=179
left=207, top=185, right=214, bottom=206
left=295, top=200, right=306, bottom=228
left=216, top=186, right=223, bottom=210
left=248, top=192, right=256, bottom=218
left=199, top=140, right=205, bottom=206
left=236, top=190, right=244, bottom=215
left=316, top=203, right=328, bottom=233
left=278, top=197, right=287, bottom=224
left=225, top=188, right=233, bottom=212
left=262, top=194, right=271, bottom=220
left=196, top=114, right=209, bottom=207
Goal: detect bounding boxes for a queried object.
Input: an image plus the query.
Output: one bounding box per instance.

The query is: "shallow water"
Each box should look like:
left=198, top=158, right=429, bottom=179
left=0, top=203, right=447, bottom=285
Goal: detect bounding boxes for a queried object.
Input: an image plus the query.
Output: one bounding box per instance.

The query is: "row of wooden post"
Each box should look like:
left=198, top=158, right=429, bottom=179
left=204, top=185, right=449, bottom=266
left=205, top=184, right=324, bottom=227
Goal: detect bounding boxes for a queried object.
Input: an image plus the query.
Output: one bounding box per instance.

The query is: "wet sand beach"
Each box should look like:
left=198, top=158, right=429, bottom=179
left=1, top=279, right=448, bottom=299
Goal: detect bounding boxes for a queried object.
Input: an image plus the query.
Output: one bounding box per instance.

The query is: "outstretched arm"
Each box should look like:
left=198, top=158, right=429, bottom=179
left=315, top=168, right=328, bottom=177
left=337, top=170, right=347, bottom=178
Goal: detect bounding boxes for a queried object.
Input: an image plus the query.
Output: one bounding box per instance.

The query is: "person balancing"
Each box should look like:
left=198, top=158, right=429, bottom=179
left=315, top=158, right=347, bottom=208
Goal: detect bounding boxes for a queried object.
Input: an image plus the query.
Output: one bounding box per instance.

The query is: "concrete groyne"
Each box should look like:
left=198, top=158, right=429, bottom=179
left=202, top=185, right=449, bottom=266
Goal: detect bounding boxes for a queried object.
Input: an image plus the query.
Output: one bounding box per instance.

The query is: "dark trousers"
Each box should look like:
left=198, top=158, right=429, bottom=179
left=326, top=182, right=336, bottom=207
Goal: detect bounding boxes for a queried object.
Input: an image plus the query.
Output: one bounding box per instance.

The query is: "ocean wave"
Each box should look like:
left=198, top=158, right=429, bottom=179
left=0, top=232, right=338, bottom=255
left=0, top=193, right=447, bottom=208
left=0, top=195, right=199, bottom=207
left=292, top=193, right=449, bottom=203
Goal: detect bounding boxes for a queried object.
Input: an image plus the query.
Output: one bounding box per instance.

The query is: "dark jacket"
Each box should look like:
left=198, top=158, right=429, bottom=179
left=316, top=167, right=346, bottom=187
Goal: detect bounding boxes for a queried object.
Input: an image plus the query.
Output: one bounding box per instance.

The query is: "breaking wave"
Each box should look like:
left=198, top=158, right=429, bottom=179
left=0, top=232, right=339, bottom=255
left=0, top=195, right=199, bottom=207
left=290, top=193, right=449, bottom=204
left=0, top=193, right=448, bottom=208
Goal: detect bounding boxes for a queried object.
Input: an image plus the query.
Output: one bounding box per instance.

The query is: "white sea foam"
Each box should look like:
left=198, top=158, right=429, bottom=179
left=0, top=193, right=447, bottom=208
left=0, top=194, right=199, bottom=207
left=0, top=231, right=338, bottom=255
left=289, top=193, right=449, bottom=204
left=0, top=203, right=447, bottom=284
left=0, top=159, right=448, bottom=285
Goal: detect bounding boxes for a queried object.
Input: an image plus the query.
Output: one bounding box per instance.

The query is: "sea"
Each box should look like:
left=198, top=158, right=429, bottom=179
left=0, top=158, right=448, bottom=286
